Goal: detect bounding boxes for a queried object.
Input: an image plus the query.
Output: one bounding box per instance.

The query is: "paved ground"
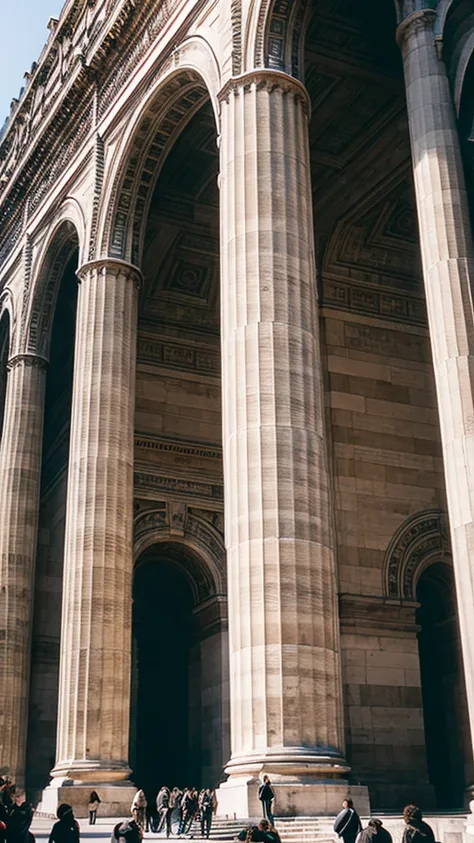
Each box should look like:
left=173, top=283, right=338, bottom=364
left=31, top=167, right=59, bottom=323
left=31, top=818, right=186, bottom=843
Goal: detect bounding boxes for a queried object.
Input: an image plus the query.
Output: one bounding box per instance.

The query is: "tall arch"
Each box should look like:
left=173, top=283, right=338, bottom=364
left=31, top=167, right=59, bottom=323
left=0, top=304, right=10, bottom=443
left=25, top=220, right=80, bottom=359
left=100, top=41, right=220, bottom=266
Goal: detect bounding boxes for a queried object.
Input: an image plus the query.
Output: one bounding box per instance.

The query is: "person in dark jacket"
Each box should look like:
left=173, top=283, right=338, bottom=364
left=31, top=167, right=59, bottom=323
left=112, top=819, right=142, bottom=843
left=357, top=820, right=392, bottom=843
left=178, top=789, right=197, bottom=836
left=199, top=790, right=215, bottom=839
left=7, top=789, right=34, bottom=843
left=48, top=804, right=80, bottom=843
left=334, top=800, right=362, bottom=843
left=401, top=806, right=435, bottom=843
left=258, top=777, right=275, bottom=825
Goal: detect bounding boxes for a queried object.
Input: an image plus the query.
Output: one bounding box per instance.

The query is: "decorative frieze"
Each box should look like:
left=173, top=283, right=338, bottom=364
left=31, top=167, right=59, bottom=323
left=137, top=336, right=220, bottom=376
left=134, top=471, right=224, bottom=503
left=323, top=280, right=426, bottom=326
left=383, top=509, right=450, bottom=600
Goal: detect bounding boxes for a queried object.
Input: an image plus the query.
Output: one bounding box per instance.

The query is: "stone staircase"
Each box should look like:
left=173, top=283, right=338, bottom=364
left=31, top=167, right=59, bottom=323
left=188, top=816, right=335, bottom=843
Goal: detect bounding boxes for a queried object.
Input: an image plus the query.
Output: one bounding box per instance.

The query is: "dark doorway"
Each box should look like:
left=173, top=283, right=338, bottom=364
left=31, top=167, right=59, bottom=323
left=132, top=551, right=197, bottom=799
left=416, top=562, right=470, bottom=809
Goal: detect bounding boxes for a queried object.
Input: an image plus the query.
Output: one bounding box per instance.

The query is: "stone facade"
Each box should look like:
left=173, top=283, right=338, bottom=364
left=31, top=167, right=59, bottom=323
left=0, top=0, right=474, bottom=819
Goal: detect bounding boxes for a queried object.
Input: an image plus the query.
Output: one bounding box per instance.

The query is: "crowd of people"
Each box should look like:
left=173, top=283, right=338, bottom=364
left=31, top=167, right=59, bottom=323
left=129, top=787, right=218, bottom=839
left=0, top=775, right=440, bottom=843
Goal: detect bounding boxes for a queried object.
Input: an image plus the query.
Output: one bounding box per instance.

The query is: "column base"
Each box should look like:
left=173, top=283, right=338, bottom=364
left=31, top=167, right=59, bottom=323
left=37, top=780, right=137, bottom=819
left=216, top=776, right=370, bottom=819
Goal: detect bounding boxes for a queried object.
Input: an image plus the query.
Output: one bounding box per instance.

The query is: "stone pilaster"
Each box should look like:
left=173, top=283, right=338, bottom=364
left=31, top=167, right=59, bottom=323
left=398, top=10, right=474, bottom=769
left=50, top=258, right=140, bottom=787
left=0, top=353, right=47, bottom=785
left=217, top=71, right=365, bottom=816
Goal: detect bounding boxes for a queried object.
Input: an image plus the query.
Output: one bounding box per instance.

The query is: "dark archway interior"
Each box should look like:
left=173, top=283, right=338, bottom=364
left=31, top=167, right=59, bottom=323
left=459, top=54, right=474, bottom=233
left=26, top=248, right=79, bottom=798
left=0, top=310, right=10, bottom=442
left=132, top=550, right=198, bottom=802
left=416, top=562, right=469, bottom=809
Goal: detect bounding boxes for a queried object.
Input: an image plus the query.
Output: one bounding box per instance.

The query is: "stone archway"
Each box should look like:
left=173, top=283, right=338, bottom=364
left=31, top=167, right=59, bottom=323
left=132, top=508, right=228, bottom=796
left=0, top=307, right=10, bottom=442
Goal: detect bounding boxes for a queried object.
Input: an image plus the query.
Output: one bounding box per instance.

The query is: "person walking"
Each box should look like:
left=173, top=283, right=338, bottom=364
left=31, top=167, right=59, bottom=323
left=199, top=790, right=214, bottom=839
left=131, top=791, right=147, bottom=833
left=170, top=789, right=182, bottom=836
left=157, top=787, right=172, bottom=837
left=357, top=820, right=392, bottom=843
left=48, top=805, right=80, bottom=843
left=258, top=778, right=275, bottom=826
left=87, top=793, right=101, bottom=826
left=334, top=800, right=362, bottom=843
left=401, top=806, right=435, bottom=843
left=178, top=789, right=197, bottom=836
left=6, top=789, right=34, bottom=843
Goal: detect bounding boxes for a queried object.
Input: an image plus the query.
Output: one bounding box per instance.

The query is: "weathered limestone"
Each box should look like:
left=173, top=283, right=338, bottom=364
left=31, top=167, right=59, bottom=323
left=398, top=8, right=474, bottom=774
left=0, top=353, right=47, bottom=785
left=216, top=70, right=366, bottom=816
left=41, top=258, right=140, bottom=810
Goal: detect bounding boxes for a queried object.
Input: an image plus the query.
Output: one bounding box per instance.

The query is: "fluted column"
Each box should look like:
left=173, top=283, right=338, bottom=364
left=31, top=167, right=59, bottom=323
left=398, top=9, right=474, bottom=761
left=0, top=353, right=47, bottom=784
left=52, top=258, right=140, bottom=783
left=218, top=70, right=347, bottom=800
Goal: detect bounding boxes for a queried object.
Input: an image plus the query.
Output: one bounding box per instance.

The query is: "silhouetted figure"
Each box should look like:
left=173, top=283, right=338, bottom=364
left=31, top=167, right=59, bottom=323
left=7, top=789, right=34, bottom=843
left=199, top=790, right=215, bottom=839
left=357, top=820, right=392, bottom=843
left=48, top=804, right=80, bottom=843
left=258, top=778, right=275, bottom=826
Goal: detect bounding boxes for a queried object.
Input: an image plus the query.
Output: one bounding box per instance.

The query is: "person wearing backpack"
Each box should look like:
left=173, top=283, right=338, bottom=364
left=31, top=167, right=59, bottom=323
left=258, top=777, right=275, bottom=826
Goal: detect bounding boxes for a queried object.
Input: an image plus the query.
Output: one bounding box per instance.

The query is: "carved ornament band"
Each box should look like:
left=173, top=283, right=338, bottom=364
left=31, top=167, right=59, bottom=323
left=218, top=70, right=311, bottom=118
left=7, top=353, right=48, bottom=372
left=77, top=258, right=143, bottom=290
left=396, top=9, right=437, bottom=48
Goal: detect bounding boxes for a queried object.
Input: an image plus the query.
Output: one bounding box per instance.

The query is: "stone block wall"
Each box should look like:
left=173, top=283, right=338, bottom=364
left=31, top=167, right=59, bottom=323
left=324, top=310, right=446, bottom=809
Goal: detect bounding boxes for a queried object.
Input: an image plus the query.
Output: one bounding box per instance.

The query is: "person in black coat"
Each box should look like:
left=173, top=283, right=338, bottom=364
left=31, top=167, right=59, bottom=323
left=334, top=800, right=362, bottom=843
left=7, top=790, right=34, bottom=843
left=358, top=820, right=392, bottom=843
left=48, top=804, right=80, bottom=843
left=401, top=806, right=435, bottom=843
left=258, top=777, right=275, bottom=826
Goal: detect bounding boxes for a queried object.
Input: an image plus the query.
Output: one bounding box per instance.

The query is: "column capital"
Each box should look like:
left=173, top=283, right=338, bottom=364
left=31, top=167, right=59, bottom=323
left=77, top=258, right=143, bottom=290
left=7, top=353, right=48, bottom=373
left=396, top=8, right=437, bottom=48
left=218, top=69, right=311, bottom=119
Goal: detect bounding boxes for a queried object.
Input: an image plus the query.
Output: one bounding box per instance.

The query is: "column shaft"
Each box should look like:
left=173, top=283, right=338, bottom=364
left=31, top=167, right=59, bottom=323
left=53, top=258, right=140, bottom=782
left=0, top=355, right=47, bottom=784
left=398, top=10, right=474, bottom=755
left=219, top=71, right=346, bottom=778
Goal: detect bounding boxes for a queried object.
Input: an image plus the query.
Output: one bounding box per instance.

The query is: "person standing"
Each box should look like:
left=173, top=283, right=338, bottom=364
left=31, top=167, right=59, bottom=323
left=157, top=787, right=171, bottom=837
left=87, top=792, right=101, bottom=826
left=131, top=791, right=147, bottom=833
left=401, top=806, right=435, bottom=843
left=199, top=790, right=214, bottom=839
left=334, top=800, right=362, bottom=843
left=178, top=789, right=197, bottom=836
left=6, top=789, right=34, bottom=843
left=48, top=804, right=80, bottom=843
left=258, top=777, right=275, bottom=826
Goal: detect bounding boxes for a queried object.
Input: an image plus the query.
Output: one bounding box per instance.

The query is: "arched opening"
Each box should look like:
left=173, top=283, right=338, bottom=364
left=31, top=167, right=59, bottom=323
left=0, top=309, right=10, bottom=442
left=131, top=542, right=227, bottom=799
left=416, top=562, right=470, bottom=809
left=117, top=72, right=226, bottom=800
left=459, top=52, right=474, bottom=231
left=25, top=233, right=79, bottom=799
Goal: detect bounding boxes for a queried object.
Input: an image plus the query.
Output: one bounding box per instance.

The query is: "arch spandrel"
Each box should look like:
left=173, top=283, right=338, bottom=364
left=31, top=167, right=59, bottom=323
left=383, top=509, right=452, bottom=601
left=98, top=38, right=221, bottom=266
left=133, top=505, right=226, bottom=604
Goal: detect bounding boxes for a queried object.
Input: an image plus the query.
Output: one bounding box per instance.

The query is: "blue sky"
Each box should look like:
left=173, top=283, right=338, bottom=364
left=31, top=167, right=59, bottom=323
left=0, top=1, right=65, bottom=123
